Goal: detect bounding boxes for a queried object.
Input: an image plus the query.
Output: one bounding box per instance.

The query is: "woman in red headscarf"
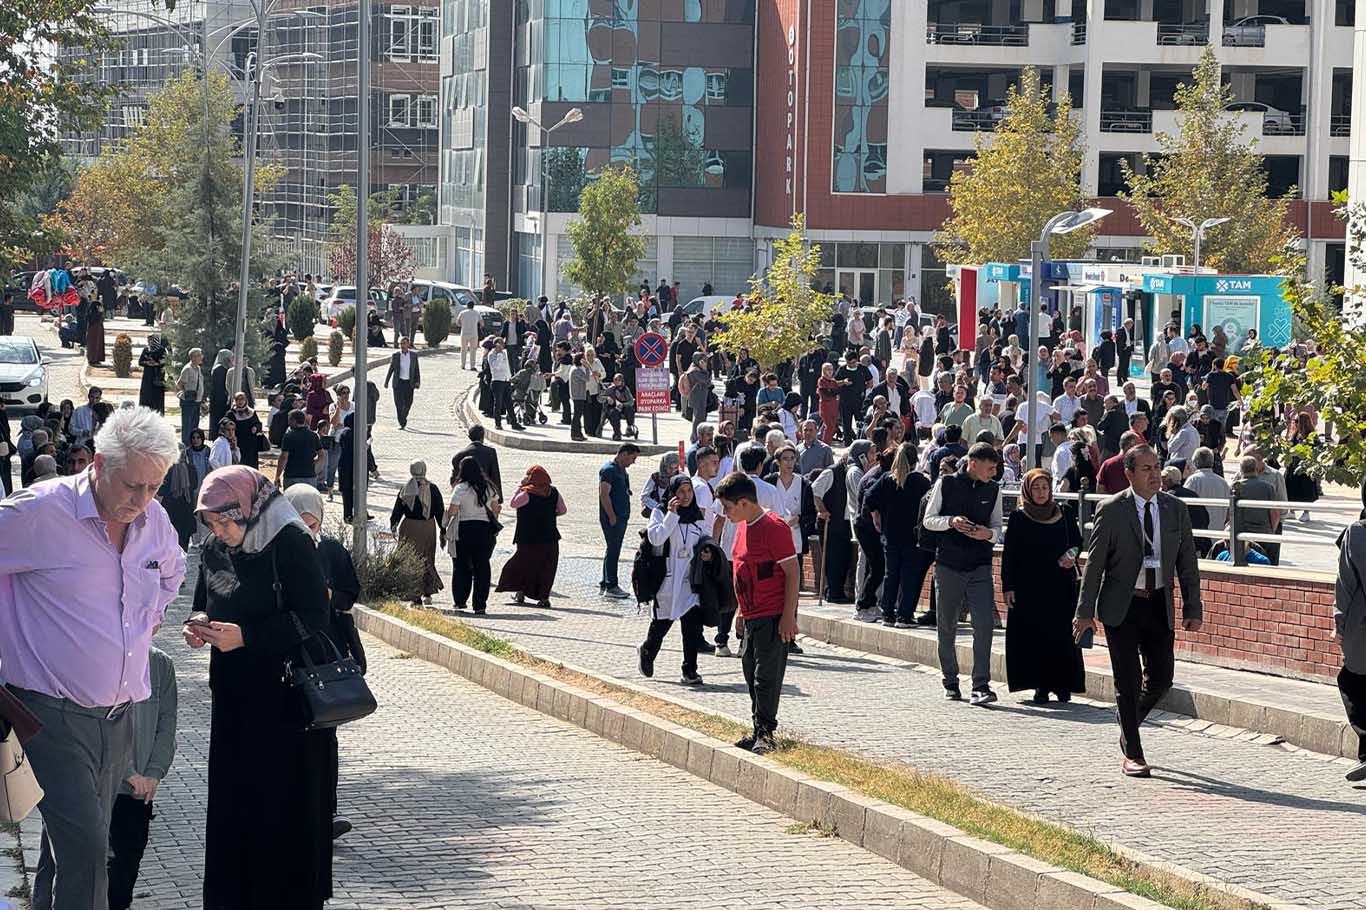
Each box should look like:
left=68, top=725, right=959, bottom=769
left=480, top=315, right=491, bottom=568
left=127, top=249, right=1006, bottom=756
left=494, top=464, right=566, bottom=608
left=182, top=465, right=335, bottom=909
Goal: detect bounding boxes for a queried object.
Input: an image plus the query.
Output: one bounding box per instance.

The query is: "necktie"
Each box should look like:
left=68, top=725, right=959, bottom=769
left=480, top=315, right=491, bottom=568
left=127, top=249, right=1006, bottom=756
left=1143, top=500, right=1156, bottom=591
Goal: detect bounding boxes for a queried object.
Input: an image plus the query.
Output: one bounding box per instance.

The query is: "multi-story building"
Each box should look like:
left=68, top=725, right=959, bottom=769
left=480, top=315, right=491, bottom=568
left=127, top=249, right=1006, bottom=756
left=755, top=0, right=1352, bottom=314
left=59, top=0, right=441, bottom=278
left=437, top=0, right=758, bottom=300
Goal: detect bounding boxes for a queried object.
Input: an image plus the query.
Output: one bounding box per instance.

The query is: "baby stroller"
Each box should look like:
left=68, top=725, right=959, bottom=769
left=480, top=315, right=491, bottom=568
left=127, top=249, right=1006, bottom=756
left=511, top=365, right=548, bottom=426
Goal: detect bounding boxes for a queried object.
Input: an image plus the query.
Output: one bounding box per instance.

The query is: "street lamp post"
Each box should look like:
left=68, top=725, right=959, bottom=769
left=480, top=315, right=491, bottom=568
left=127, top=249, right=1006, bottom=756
left=1175, top=216, right=1231, bottom=269
left=511, top=106, right=584, bottom=301
left=352, top=0, right=372, bottom=556
left=1024, top=207, right=1112, bottom=470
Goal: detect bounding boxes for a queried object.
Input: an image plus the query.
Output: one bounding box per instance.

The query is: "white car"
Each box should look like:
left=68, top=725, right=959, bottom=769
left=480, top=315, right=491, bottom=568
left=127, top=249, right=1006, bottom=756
left=677, top=295, right=737, bottom=319
left=1224, top=100, right=1297, bottom=134
left=0, top=336, right=49, bottom=412
left=1223, top=14, right=1289, bottom=46
left=320, top=286, right=386, bottom=320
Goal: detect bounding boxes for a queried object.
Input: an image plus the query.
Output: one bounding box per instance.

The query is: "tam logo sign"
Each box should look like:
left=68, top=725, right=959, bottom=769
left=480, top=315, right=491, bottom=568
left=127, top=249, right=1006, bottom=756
left=1215, top=279, right=1252, bottom=292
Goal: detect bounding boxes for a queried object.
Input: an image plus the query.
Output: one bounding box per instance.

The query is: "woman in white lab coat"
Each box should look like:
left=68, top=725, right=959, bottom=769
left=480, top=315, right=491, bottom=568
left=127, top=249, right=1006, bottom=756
left=636, top=474, right=709, bottom=686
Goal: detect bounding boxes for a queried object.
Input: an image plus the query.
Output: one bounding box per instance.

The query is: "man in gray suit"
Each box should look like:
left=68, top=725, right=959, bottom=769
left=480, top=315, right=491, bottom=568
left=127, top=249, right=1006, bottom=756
left=1074, top=445, right=1203, bottom=778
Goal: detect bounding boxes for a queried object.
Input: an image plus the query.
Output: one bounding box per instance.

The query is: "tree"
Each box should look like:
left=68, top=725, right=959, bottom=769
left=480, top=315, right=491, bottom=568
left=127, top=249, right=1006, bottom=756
left=562, top=166, right=647, bottom=300
left=1243, top=199, right=1363, bottom=485
left=654, top=110, right=705, bottom=189
left=1120, top=47, right=1296, bottom=273
left=936, top=68, right=1090, bottom=265
left=45, top=153, right=156, bottom=263
left=712, top=214, right=834, bottom=370
left=328, top=223, right=416, bottom=290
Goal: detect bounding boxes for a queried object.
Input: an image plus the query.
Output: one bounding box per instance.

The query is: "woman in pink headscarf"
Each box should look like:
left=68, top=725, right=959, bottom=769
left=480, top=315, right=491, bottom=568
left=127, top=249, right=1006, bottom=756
left=183, top=465, right=335, bottom=909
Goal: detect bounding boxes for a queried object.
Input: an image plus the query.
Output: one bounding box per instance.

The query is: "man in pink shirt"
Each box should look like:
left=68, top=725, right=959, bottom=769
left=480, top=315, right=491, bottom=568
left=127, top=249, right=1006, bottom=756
left=0, top=406, right=184, bottom=910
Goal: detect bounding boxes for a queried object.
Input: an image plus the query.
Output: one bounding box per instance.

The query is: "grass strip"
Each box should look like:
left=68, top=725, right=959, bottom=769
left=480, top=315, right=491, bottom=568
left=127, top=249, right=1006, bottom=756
left=377, top=602, right=1266, bottom=910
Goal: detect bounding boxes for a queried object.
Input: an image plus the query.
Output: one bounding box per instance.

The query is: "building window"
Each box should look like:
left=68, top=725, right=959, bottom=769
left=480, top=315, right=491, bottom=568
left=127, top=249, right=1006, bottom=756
left=389, top=94, right=411, bottom=127
left=832, top=1, right=892, bottom=193
left=418, top=8, right=438, bottom=61
left=416, top=94, right=437, bottom=127
left=389, top=6, right=414, bottom=62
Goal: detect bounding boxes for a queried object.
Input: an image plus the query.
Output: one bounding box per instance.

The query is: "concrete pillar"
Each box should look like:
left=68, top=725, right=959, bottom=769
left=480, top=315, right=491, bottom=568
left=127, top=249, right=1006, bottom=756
left=1139, top=0, right=1154, bottom=19
left=1228, top=71, right=1254, bottom=100
left=908, top=243, right=925, bottom=304
left=1137, top=69, right=1151, bottom=107
left=1055, top=0, right=1072, bottom=19
left=1343, top=4, right=1366, bottom=312
left=890, top=1, right=927, bottom=194
left=656, top=233, right=675, bottom=292
left=1303, top=3, right=1333, bottom=201
left=1081, top=39, right=1104, bottom=194
left=1054, top=65, right=1071, bottom=102
left=1021, top=0, right=1045, bottom=21
left=993, top=0, right=1012, bottom=23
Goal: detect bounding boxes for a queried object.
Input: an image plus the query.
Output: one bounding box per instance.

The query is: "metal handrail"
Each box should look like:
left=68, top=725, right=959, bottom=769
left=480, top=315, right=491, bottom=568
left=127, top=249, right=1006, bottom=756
left=1156, top=22, right=1209, bottom=45
left=1331, top=114, right=1350, bottom=137
left=926, top=22, right=1029, bottom=46
left=1099, top=109, right=1152, bottom=132
left=1071, top=21, right=1086, bottom=43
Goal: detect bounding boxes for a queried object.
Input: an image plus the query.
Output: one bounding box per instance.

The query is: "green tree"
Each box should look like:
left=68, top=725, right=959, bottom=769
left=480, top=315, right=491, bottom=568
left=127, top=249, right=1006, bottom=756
left=545, top=147, right=589, bottom=212
left=562, top=166, right=647, bottom=300
left=936, top=68, right=1089, bottom=265
left=712, top=214, right=833, bottom=370
left=1120, top=47, right=1296, bottom=273
left=654, top=111, right=705, bottom=189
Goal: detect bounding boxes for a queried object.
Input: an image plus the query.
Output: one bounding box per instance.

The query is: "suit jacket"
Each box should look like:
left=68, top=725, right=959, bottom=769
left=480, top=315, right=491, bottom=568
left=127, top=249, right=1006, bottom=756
left=385, top=351, right=421, bottom=388
left=1077, top=488, right=1202, bottom=630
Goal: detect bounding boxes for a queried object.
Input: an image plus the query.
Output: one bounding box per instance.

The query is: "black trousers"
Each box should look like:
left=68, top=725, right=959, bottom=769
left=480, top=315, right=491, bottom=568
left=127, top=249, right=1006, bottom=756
left=800, top=385, right=818, bottom=420
left=1104, top=593, right=1175, bottom=762
left=854, top=521, right=885, bottom=610
left=392, top=379, right=415, bottom=428
left=839, top=401, right=858, bottom=443
left=452, top=521, right=496, bottom=611
left=715, top=608, right=737, bottom=647
left=571, top=399, right=586, bottom=438
left=1339, top=666, right=1366, bottom=762
left=107, top=795, right=153, bottom=910
left=490, top=380, right=512, bottom=427
left=882, top=539, right=932, bottom=622
left=0, top=456, right=12, bottom=496
left=823, top=519, right=853, bottom=601
left=741, top=614, right=789, bottom=737
left=585, top=398, right=603, bottom=436
left=643, top=610, right=704, bottom=675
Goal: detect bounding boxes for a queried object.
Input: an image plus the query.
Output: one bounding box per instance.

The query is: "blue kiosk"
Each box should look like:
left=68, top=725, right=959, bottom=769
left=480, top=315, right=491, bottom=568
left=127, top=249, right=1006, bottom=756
left=1141, top=273, right=1291, bottom=351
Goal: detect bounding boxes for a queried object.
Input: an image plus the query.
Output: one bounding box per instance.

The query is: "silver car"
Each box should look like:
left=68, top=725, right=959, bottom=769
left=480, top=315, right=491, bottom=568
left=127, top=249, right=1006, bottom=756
left=1223, top=14, right=1289, bottom=47
left=0, top=336, right=48, bottom=412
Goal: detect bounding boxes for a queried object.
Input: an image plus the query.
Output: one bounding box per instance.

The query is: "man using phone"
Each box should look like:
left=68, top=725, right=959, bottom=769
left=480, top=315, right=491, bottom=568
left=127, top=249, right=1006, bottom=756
left=1074, top=445, right=1202, bottom=778
left=717, top=471, right=799, bottom=756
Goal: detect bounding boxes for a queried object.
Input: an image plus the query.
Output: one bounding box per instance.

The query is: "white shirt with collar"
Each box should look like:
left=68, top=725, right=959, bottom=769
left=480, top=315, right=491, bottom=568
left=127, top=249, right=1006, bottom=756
left=1052, top=393, right=1081, bottom=425
left=398, top=350, right=413, bottom=381
left=1132, top=490, right=1164, bottom=589
left=488, top=349, right=512, bottom=381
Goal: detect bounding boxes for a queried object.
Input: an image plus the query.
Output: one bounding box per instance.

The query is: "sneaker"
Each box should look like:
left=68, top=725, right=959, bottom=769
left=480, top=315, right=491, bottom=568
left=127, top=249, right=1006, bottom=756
left=1347, top=760, right=1366, bottom=783
left=713, top=644, right=735, bottom=658
left=882, top=618, right=897, bottom=627
left=915, top=611, right=937, bottom=626
left=332, top=816, right=353, bottom=840
left=855, top=608, right=881, bottom=623
left=751, top=733, right=778, bottom=755
left=696, top=641, right=716, bottom=655
left=453, top=602, right=467, bottom=611
left=638, top=644, right=655, bottom=678
left=734, top=733, right=757, bottom=751
left=680, top=672, right=704, bottom=686
left=787, top=640, right=804, bottom=655
left=969, top=688, right=998, bottom=706
left=943, top=686, right=962, bottom=701
left=894, top=621, right=915, bottom=629
left=603, top=585, right=632, bottom=599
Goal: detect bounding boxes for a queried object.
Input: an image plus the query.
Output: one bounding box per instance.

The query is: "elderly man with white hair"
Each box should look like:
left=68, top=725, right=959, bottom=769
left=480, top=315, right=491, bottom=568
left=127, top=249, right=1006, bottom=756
left=0, top=405, right=185, bottom=910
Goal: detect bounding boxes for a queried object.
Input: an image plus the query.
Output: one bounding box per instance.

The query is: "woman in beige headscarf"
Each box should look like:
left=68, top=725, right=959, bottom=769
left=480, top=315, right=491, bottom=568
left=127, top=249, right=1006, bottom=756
left=390, top=460, right=445, bottom=604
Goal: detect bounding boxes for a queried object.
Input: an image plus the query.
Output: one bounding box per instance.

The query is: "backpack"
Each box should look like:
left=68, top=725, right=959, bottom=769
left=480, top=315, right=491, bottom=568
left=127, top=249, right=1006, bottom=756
left=917, top=484, right=944, bottom=555
left=630, top=529, right=671, bottom=604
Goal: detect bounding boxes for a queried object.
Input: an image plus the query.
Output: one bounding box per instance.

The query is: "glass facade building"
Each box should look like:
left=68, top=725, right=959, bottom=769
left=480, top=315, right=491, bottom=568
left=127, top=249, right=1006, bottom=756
left=832, top=0, right=891, bottom=194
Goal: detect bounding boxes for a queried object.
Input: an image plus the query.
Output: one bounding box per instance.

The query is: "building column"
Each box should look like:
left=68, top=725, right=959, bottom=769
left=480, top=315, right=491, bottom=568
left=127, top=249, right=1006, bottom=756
left=656, top=233, right=674, bottom=290
left=908, top=243, right=924, bottom=304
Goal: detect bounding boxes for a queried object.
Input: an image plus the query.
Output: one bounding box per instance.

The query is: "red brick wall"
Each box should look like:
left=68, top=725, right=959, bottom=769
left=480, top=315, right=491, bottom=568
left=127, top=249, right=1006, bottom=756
left=802, top=550, right=1339, bottom=683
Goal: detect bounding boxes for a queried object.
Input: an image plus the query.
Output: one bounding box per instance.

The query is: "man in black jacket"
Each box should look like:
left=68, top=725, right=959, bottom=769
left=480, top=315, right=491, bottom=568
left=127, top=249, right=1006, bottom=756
left=451, top=424, right=503, bottom=499
left=383, top=336, right=421, bottom=429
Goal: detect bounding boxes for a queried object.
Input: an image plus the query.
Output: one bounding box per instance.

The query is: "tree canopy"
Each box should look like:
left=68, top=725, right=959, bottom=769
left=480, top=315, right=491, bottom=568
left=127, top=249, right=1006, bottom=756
left=562, top=166, right=647, bottom=300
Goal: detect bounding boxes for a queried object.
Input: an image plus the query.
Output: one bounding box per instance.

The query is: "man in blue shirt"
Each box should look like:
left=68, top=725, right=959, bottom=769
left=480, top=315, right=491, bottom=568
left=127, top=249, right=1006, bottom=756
left=598, top=443, right=641, bottom=598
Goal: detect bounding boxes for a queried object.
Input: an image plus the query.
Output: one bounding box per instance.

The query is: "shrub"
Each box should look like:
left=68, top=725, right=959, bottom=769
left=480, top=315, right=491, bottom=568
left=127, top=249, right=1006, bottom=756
left=287, top=294, right=317, bottom=341
left=422, top=298, right=451, bottom=348
left=299, top=336, right=318, bottom=362
left=328, top=330, right=345, bottom=366
left=112, top=334, right=133, bottom=377
left=337, top=304, right=357, bottom=340
left=350, top=537, right=425, bottom=604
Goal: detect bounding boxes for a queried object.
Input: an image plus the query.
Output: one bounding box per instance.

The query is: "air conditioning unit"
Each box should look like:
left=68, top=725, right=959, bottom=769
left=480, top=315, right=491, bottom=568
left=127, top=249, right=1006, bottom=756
left=1160, top=254, right=1186, bottom=268
left=1141, top=256, right=1160, bottom=266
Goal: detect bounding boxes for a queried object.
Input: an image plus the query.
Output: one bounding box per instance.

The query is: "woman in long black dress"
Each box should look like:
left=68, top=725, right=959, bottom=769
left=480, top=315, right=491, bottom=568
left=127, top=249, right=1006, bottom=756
left=1001, top=468, right=1086, bottom=703
left=138, top=335, right=167, bottom=413
left=229, top=391, right=267, bottom=469
left=183, top=466, right=333, bottom=909
left=495, top=464, right=566, bottom=607
left=209, top=349, right=233, bottom=439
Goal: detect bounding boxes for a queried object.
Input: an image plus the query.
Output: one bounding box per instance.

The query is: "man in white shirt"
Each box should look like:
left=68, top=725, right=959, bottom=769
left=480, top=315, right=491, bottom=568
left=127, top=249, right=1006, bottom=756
left=383, top=336, right=422, bottom=430
left=456, top=301, right=482, bottom=370
left=910, top=386, right=938, bottom=431
left=485, top=338, right=520, bottom=431
left=68, top=386, right=103, bottom=447
left=1052, top=377, right=1081, bottom=426
left=1037, top=305, right=1053, bottom=344
left=961, top=396, right=1003, bottom=445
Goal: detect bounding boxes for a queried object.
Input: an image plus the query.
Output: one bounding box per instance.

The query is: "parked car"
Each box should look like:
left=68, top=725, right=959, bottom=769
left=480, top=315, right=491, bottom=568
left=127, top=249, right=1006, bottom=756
left=1223, top=14, right=1289, bottom=46
left=320, top=285, right=386, bottom=320
left=1225, top=100, right=1297, bottom=134
left=0, top=336, right=49, bottom=411
left=677, top=295, right=736, bottom=319
left=409, top=279, right=505, bottom=336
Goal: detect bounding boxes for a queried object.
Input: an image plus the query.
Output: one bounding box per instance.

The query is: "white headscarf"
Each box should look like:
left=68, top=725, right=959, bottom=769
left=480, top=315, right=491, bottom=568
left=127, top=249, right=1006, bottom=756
left=400, top=460, right=432, bottom=515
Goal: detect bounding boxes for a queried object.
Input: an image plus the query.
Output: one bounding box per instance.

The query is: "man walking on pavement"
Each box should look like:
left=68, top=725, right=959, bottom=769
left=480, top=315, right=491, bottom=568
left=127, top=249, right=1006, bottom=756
left=487, top=338, right=522, bottom=431
left=452, top=424, right=503, bottom=500
left=457, top=300, right=482, bottom=370
left=0, top=407, right=186, bottom=910
left=1074, top=445, right=1202, bottom=778
left=598, top=443, right=640, bottom=599
left=384, top=336, right=421, bottom=430
left=176, top=348, right=205, bottom=446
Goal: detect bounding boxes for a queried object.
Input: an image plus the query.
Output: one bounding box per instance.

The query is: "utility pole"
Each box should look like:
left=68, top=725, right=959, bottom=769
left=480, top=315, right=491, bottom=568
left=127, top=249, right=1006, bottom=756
left=351, top=0, right=371, bottom=556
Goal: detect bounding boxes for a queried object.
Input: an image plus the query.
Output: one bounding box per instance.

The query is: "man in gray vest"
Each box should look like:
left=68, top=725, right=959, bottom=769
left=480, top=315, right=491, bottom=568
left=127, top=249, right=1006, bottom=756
left=921, top=442, right=1004, bottom=705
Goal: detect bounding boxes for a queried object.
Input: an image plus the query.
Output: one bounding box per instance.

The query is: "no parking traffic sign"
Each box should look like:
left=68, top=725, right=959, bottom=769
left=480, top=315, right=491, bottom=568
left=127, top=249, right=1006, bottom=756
left=634, top=331, right=668, bottom=368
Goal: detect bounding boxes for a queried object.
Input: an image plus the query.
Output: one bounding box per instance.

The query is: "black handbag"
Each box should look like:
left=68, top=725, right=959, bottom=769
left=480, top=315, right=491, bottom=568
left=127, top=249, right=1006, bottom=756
left=274, top=549, right=377, bottom=731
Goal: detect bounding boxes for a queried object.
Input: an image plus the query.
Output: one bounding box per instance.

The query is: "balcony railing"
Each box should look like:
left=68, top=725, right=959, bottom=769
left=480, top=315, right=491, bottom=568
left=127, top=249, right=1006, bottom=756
left=926, top=22, right=1029, bottom=46
left=1222, top=23, right=1266, bottom=46
left=1099, top=109, right=1153, bottom=132
left=1071, top=21, right=1086, bottom=43
left=1156, top=22, right=1209, bottom=45
left=1263, top=112, right=1306, bottom=136
left=951, top=110, right=1002, bottom=131
left=1331, top=114, right=1350, bottom=137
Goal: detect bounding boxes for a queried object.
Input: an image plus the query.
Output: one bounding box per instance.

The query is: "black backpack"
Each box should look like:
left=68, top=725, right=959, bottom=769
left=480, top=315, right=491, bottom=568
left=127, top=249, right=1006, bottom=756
left=917, top=484, right=944, bottom=555
left=630, top=529, right=671, bottom=604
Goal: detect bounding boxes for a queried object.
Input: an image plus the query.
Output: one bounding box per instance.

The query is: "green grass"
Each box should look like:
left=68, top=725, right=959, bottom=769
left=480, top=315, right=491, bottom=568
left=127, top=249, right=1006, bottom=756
left=377, top=603, right=1265, bottom=910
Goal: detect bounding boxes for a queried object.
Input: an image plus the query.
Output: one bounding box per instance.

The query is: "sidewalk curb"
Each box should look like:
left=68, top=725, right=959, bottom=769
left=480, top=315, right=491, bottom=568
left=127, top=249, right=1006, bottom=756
left=353, top=605, right=1302, bottom=910
left=454, top=386, right=674, bottom=456
left=797, top=610, right=1357, bottom=760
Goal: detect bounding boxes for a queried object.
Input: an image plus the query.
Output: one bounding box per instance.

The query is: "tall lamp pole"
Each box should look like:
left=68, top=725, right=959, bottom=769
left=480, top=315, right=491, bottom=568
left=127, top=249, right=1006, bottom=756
left=1174, top=216, right=1230, bottom=269
left=352, top=0, right=372, bottom=556
left=1024, top=207, right=1111, bottom=470
left=511, top=106, right=584, bottom=301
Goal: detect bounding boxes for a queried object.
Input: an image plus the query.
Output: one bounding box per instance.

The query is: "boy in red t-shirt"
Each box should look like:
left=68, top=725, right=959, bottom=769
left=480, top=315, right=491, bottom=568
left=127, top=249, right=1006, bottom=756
left=717, top=471, right=799, bottom=755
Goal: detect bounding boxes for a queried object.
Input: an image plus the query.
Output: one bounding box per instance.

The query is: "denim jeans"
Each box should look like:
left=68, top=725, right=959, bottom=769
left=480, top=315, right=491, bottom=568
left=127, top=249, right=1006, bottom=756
left=179, top=396, right=200, bottom=446
left=600, top=514, right=628, bottom=588
left=325, top=443, right=342, bottom=490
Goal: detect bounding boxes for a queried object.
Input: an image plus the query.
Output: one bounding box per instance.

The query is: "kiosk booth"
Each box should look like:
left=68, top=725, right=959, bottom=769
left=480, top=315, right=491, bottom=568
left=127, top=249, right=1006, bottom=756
left=1139, top=273, right=1291, bottom=352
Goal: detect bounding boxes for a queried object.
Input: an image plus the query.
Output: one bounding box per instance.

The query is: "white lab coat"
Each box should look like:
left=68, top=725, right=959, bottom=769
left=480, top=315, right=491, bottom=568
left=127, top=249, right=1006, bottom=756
left=647, top=509, right=704, bottom=621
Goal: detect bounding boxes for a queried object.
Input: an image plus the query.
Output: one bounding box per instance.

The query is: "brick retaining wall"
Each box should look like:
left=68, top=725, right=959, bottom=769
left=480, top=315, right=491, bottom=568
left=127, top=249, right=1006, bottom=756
left=802, top=547, right=1339, bottom=683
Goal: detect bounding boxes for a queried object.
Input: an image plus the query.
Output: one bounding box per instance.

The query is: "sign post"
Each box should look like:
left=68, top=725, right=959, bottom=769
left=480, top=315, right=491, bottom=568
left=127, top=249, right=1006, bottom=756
left=634, top=332, right=670, bottom=445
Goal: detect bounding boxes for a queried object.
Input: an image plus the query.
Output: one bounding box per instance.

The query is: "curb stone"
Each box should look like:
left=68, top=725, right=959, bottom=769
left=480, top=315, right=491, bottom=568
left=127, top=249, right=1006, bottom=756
left=354, top=605, right=1303, bottom=910
left=454, top=387, right=674, bottom=456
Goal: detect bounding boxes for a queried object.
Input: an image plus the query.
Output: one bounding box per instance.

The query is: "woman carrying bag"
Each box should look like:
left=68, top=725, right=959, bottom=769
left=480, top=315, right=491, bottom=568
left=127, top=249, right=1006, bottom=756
left=446, top=456, right=502, bottom=614
left=636, top=474, right=708, bottom=686
left=182, top=466, right=335, bottom=909
left=391, top=461, right=445, bottom=606
left=495, top=465, right=566, bottom=608
left=1001, top=468, right=1086, bottom=704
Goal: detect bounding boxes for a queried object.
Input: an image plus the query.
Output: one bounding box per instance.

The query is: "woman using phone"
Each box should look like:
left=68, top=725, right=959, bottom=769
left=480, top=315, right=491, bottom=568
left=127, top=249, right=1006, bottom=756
left=636, top=474, right=709, bottom=686
left=1001, top=468, right=1086, bottom=704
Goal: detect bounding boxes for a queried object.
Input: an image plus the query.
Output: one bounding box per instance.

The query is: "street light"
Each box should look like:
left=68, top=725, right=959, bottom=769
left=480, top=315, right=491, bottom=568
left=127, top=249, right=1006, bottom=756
left=1024, top=207, right=1112, bottom=470
left=1174, top=216, right=1230, bottom=269
left=511, top=106, right=585, bottom=301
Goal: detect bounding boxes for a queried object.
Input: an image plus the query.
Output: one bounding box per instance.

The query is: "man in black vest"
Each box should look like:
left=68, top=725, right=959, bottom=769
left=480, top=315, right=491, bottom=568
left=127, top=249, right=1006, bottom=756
left=922, top=442, right=1004, bottom=704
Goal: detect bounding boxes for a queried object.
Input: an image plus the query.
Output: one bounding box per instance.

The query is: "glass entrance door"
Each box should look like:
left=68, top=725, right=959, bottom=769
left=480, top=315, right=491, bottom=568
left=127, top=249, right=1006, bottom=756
left=837, top=269, right=877, bottom=307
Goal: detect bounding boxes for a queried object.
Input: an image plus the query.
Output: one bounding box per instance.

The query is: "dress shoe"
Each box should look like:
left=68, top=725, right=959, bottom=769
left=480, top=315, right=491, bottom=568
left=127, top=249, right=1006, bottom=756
left=1122, top=757, right=1152, bottom=778
left=1346, top=760, right=1366, bottom=782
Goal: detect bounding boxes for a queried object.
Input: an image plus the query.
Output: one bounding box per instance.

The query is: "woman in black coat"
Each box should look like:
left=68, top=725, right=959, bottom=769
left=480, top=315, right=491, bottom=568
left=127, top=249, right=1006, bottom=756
left=1001, top=468, right=1085, bottom=703
left=209, top=349, right=232, bottom=438
left=184, top=466, right=334, bottom=909
left=917, top=334, right=935, bottom=389
left=138, top=335, right=167, bottom=413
